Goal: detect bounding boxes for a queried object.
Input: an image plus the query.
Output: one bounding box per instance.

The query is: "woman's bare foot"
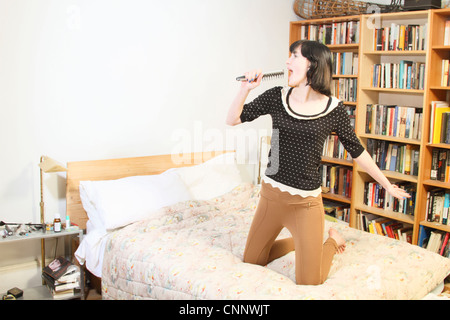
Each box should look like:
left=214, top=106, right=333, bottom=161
left=329, top=228, right=346, bottom=254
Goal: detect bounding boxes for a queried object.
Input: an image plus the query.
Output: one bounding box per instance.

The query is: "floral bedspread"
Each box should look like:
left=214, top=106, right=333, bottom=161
left=101, top=183, right=450, bottom=300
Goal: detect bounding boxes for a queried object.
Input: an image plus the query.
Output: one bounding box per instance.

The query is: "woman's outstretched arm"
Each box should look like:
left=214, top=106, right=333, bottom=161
left=353, top=150, right=411, bottom=200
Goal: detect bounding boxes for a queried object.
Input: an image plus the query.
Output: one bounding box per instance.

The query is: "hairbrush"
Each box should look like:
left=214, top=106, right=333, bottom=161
left=236, top=70, right=284, bottom=82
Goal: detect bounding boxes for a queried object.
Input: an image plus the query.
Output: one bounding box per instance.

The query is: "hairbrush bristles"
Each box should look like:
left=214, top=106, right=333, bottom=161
left=236, top=70, right=284, bottom=82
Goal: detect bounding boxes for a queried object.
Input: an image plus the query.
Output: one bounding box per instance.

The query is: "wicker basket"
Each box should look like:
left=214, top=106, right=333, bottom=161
left=293, top=0, right=372, bottom=19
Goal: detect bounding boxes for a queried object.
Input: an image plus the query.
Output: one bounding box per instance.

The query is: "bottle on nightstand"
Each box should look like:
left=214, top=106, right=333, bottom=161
left=53, top=213, right=61, bottom=233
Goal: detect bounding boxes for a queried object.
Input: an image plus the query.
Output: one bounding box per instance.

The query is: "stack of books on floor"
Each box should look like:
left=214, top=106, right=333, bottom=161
left=42, top=256, right=81, bottom=299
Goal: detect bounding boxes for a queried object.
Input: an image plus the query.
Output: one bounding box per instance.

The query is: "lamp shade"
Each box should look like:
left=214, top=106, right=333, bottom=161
left=39, top=156, right=67, bottom=173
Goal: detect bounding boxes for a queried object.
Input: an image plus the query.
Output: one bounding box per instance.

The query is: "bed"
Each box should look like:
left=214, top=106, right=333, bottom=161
left=70, top=151, right=450, bottom=300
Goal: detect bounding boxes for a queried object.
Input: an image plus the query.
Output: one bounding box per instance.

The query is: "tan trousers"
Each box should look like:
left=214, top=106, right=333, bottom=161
left=243, top=182, right=338, bottom=285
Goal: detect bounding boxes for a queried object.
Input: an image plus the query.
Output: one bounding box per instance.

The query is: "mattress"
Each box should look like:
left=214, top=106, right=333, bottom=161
left=101, top=183, right=450, bottom=300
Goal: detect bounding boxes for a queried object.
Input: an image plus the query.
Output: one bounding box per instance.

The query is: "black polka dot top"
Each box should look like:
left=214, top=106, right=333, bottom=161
left=240, top=86, right=365, bottom=192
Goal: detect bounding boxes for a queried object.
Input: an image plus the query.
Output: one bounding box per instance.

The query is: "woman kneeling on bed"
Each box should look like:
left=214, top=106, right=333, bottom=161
left=226, top=40, right=410, bottom=285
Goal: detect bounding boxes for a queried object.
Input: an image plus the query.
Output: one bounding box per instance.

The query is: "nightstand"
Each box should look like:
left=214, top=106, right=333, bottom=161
left=0, top=228, right=84, bottom=300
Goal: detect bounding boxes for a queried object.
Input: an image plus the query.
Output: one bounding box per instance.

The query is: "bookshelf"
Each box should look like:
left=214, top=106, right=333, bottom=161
left=419, top=8, right=450, bottom=241
left=290, top=16, right=361, bottom=223
left=355, top=10, right=430, bottom=245
left=290, top=9, right=450, bottom=255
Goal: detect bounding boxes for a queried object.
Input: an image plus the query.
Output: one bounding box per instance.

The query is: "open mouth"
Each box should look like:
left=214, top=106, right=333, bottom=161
left=287, top=68, right=293, bottom=79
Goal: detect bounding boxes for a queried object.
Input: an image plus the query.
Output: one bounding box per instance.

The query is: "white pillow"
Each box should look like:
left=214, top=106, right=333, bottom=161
left=174, top=152, right=242, bottom=200
left=79, top=170, right=192, bottom=231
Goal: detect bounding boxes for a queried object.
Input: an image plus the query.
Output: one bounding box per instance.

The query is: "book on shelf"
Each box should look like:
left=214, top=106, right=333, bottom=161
left=373, top=23, right=427, bottom=51
left=332, top=52, right=358, bottom=76
left=323, top=200, right=350, bottom=223
left=429, top=101, right=450, bottom=144
left=364, top=181, right=416, bottom=215
left=365, top=104, right=423, bottom=140
left=356, top=212, right=413, bottom=243
left=366, top=139, right=420, bottom=176
left=42, top=256, right=81, bottom=299
left=425, top=188, right=450, bottom=225
left=442, top=59, right=449, bottom=87
left=322, top=134, right=352, bottom=161
left=371, top=61, right=425, bottom=90
left=430, top=149, right=450, bottom=183
left=418, top=226, right=450, bottom=257
left=332, top=78, right=358, bottom=102
left=319, top=164, right=352, bottom=198
left=300, top=20, right=360, bottom=45
left=445, top=19, right=450, bottom=46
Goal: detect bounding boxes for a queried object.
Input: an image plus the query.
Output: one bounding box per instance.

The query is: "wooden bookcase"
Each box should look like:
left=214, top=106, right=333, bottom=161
left=418, top=8, right=450, bottom=237
left=290, top=8, right=450, bottom=252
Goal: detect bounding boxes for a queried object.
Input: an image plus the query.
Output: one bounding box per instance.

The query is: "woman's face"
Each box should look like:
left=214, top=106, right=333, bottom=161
left=286, top=46, right=310, bottom=87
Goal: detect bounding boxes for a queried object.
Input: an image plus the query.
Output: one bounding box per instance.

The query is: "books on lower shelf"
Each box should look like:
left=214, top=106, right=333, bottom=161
left=364, top=181, right=416, bottom=216
left=356, top=212, right=413, bottom=243
left=430, top=149, right=450, bottom=182
left=323, top=200, right=350, bottom=224
left=365, top=104, right=423, bottom=140
left=42, top=256, right=81, bottom=299
left=425, top=188, right=450, bottom=225
left=322, top=134, right=352, bottom=161
left=319, top=164, right=353, bottom=198
left=429, top=101, right=450, bottom=144
left=332, top=78, right=358, bottom=102
left=418, top=226, right=450, bottom=258
left=332, top=52, right=358, bottom=76
left=366, top=139, right=420, bottom=176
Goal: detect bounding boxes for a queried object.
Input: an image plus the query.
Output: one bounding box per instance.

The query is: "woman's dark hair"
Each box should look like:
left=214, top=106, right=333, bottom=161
left=289, top=40, right=333, bottom=96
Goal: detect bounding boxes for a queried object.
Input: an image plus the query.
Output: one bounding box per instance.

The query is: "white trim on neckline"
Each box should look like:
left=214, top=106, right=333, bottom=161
left=281, top=86, right=341, bottom=120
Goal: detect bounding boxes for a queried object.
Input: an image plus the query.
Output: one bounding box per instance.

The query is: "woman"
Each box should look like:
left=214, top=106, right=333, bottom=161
left=226, top=40, right=410, bottom=285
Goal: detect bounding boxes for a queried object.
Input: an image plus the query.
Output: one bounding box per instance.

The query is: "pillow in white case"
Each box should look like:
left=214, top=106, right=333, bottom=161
left=79, top=170, right=192, bottom=231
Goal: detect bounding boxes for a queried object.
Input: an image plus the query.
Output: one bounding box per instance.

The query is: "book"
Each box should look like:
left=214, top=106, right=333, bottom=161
left=42, top=272, right=80, bottom=292
left=323, top=200, right=350, bottom=223
left=43, top=256, right=78, bottom=281
left=418, top=225, right=431, bottom=248
left=425, top=188, right=450, bottom=224
left=366, top=139, right=419, bottom=176
left=301, top=21, right=360, bottom=45
left=364, top=180, right=416, bottom=215
left=426, top=231, right=449, bottom=254
left=442, top=59, right=449, bottom=87
left=371, top=61, right=425, bottom=90
left=42, top=256, right=81, bottom=299
left=319, top=164, right=353, bottom=198
left=365, top=104, right=422, bottom=140
left=440, top=232, right=450, bottom=256
left=445, top=19, right=450, bottom=46
left=373, top=23, right=427, bottom=51
left=356, top=212, right=412, bottom=243
left=332, top=78, right=358, bottom=102
left=429, top=101, right=450, bottom=144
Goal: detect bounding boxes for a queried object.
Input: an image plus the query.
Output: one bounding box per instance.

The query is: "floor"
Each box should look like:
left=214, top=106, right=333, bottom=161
left=85, top=288, right=102, bottom=300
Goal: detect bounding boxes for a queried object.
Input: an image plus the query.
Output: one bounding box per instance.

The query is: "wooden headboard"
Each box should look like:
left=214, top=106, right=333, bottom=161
left=66, top=150, right=233, bottom=229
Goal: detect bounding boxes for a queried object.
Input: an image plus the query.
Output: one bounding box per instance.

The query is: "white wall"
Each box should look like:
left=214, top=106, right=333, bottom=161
left=0, top=0, right=298, bottom=291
